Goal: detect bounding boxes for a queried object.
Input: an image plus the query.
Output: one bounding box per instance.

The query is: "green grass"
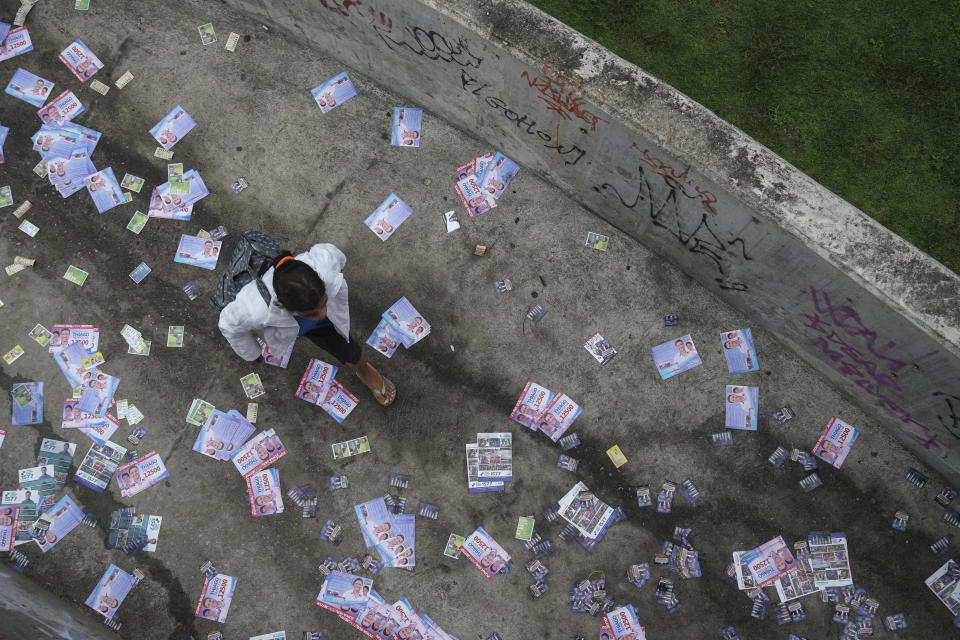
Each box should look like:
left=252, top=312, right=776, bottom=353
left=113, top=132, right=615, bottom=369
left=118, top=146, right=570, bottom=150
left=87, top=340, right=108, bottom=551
left=528, top=0, right=960, bottom=274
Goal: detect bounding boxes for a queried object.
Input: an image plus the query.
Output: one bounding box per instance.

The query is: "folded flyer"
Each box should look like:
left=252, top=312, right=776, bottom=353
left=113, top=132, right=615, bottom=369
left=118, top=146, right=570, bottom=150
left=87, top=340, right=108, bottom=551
left=85, top=167, right=124, bottom=213
left=602, top=604, right=646, bottom=640
left=583, top=332, right=617, bottom=366
left=807, top=531, right=853, bottom=588
left=6, top=67, right=54, bottom=107
left=774, top=555, right=817, bottom=603
left=731, top=550, right=757, bottom=590
left=76, top=412, right=121, bottom=447
left=147, top=186, right=192, bottom=220
left=150, top=105, right=196, bottom=150
left=558, top=481, right=615, bottom=540
left=85, top=565, right=137, bottom=618
left=812, top=417, right=860, bottom=469
left=247, top=468, right=284, bottom=517
left=724, top=385, right=758, bottom=431
left=651, top=334, right=703, bottom=380
left=11, top=381, right=43, bottom=425
left=510, top=380, right=554, bottom=430
left=390, top=107, right=422, bottom=147
left=721, top=328, right=759, bottom=374
left=37, top=90, right=85, bottom=126
left=53, top=341, right=91, bottom=388
left=36, top=438, right=77, bottom=492
left=115, top=450, right=169, bottom=498
left=74, top=440, right=127, bottom=492
left=58, top=39, right=103, bottom=82
left=926, top=559, right=960, bottom=616
left=231, top=428, right=287, bottom=477
left=310, top=71, right=358, bottom=114
left=477, top=151, right=520, bottom=200
left=742, top=535, right=799, bottom=588
left=382, top=297, right=430, bottom=347
left=174, top=234, right=221, bottom=270
left=364, top=194, right=413, bottom=241
left=366, top=319, right=402, bottom=358
left=193, top=409, right=256, bottom=461
left=460, top=526, right=510, bottom=578
left=195, top=573, right=237, bottom=622
left=34, top=493, right=85, bottom=552
left=535, top=391, right=581, bottom=442
left=476, top=432, right=513, bottom=482
left=466, top=444, right=504, bottom=493
left=49, top=323, right=99, bottom=353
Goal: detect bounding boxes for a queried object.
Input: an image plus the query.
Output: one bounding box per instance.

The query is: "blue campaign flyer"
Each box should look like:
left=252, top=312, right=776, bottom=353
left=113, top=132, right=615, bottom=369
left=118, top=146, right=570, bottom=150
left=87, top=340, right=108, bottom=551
left=721, top=328, right=760, bottom=374
left=11, top=382, right=43, bottom=425
left=363, top=194, right=413, bottom=241
left=5, top=67, right=54, bottom=107
left=725, top=385, right=759, bottom=431
left=149, top=105, right=197, bottom=150
left=310, top=71, right=358, bottom=114
left=477, top=151, right=520, bottom=200
left=390, top=107, right=422, bottom=147
left=85, top=564, right=137, bottom=619
left=174, top=234, right=222, bottom=270
left=651, top=334, right=703, bottom=380
left=85, top=167, right=124, bottom=214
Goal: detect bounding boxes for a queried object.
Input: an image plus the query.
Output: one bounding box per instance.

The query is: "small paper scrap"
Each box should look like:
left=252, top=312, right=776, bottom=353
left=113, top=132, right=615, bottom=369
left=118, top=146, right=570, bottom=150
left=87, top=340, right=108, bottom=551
left=115, top=71, right=134, bottom=89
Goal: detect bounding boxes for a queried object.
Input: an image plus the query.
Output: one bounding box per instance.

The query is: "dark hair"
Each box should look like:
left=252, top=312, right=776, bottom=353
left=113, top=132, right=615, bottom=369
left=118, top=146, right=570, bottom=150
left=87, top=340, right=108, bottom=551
left=272, top=251, right=325, bottom=312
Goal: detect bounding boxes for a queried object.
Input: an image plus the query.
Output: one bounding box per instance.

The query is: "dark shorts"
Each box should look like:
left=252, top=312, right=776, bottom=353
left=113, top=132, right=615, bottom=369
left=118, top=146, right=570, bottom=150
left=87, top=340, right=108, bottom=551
left=303, top=324, right=362, bottom=365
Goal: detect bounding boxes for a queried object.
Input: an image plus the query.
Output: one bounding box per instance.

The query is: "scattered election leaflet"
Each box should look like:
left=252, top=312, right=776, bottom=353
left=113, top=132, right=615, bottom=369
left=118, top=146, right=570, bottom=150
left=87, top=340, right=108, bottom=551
left=247, top=468, right=284, bottom=517
left=807, top=531, right=853, bottom=588
left=36, top=438, right=77, bottom=492
left=49, top=324, right=99, bottom=353
left=193, top=409, right=255, bottom=461
left=477, top=151, right=520, bottom=201
left=29, top=324, right=53, bottom=347
left=366, top=319, right=402, bottom=358
left=308, top=380, right=358, bottom=423
left=18, top=465, right=57, bottom=499
left=391, top=107, right=422, bottom=147
left=261, top=337, right=294, bottom=368
left=62, top=398, right=105, bottom=430
left=58, top=39, right=103, bottom=82
left=77, top=413, right=121, bottom=446
left=74, top=440, right=127, bottom=492
left=175, top=234, right=221, bottom=270
left=296, top=358, right=337, bottom=401
left=476, top=432, right=513, bottom=482
left=121, top=173, right=144, bottom=192
left=115, top=450, right=169, bottom=498
left=926, top=559, right=960, bottom=616
left=0, top=500, right=15, bottom=551
left=85, top=565, right=137, bottom=618
left=34, top=493, right=85, bottom=552
left=510, top=380, right=553, bottom=431
left=742, top=535, right=799, bottom=588
left=250, top=633, right=286, bottom=640
left=3, top=345, right=24, bottom=365
left=77, top=371, right=119, bottom=418
left=317, top=570, right=373, bottom=611
left=11, top=381, right=43, bottom=425
left=603, top=604, right=646, bottom=640
left=38, top=90, right=85, bottom=125
left=460, top=526, right=510, bottom=578
left=195, top=573, right=237, bottom=622
left=466, top=444, right=503, bottom=493
left=444, top=533, right=465, bottom=559
left=812, top=417, right=860, bottom=469
left=5, top=68, right=54, bottom=107
left=332, top=435, right=370, bottom=460
left=240, top=372, right=265, bottom=399
left=382, top=297, right=430, bottom=348
left=186, top=398, right=215, bottom=426
left=2, top=489, right=50, bottom=546
left=722, top=328, right=759, bottom=374
left=354, top=496, right=416, bottom=567
left=454, top=172, right=495, bottom=218
left=651, top=334, right=703, bottom=380
left=0, top=28, right=34, bottom=64
left=364, top=194, right=413, bottom=241
left=731, top=550, right=757, bottom=590
left=150, top=106, right=197, bottom=150
left=107, top=508, right=162, bottom=553
left=535, top=391, right=581, bottom=442
left=147, top=185, right=192, bottom=220
left=583, top=332, right=617, bottom=366
left=724, top=385, right=758, bottom=431
left=85, top=167, right=125, bottom=213
left=231, top=429, right=287, bottom=477
left=311, top=71, right=358, bottom=114
left=54, top=341, right=91, bottom=387
left=774, top=553, right=817, bottom=603
left=558, top=482, right=616, bottom=540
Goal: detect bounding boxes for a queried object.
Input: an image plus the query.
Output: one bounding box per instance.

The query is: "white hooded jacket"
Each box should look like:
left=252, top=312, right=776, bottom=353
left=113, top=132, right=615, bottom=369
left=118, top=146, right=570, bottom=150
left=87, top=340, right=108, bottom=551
left=218, top=243, right=351, bottom=361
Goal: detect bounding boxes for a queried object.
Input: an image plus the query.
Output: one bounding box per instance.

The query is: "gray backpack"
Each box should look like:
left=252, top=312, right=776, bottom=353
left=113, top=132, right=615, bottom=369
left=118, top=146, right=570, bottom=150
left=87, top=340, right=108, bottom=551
left=210, top=230, right=281, bottom=310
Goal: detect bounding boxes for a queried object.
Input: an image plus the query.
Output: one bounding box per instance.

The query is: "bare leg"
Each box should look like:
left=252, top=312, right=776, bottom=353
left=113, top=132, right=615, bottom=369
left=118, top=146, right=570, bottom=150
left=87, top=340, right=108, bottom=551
left=346, top=356, right=395, bottom=405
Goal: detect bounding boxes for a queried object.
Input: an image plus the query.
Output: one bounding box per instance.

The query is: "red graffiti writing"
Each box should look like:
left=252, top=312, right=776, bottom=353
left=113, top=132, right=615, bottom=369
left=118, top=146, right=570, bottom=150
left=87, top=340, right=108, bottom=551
left=319, top=0, right=365, bottom=17
left=631, top=143, right=718, bottom=214
left=520, top=65, right=608, bottom=131
left=804, top=286, right=947, bottom=450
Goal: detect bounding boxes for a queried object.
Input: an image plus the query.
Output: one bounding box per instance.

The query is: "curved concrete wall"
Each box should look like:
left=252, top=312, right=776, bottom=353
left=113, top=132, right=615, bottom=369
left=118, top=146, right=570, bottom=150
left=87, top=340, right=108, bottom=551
left=223, top=0, right=960, bottom=481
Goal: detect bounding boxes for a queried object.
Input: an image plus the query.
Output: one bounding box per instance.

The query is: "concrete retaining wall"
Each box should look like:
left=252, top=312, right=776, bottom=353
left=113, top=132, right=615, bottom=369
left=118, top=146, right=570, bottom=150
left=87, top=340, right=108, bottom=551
left=223, top=0, right=960, bottom=482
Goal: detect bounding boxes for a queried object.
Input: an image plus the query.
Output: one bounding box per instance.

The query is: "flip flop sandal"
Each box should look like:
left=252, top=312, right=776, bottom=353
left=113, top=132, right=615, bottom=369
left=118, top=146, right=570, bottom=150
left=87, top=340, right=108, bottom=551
left=373, top=375, right=396, bottom=407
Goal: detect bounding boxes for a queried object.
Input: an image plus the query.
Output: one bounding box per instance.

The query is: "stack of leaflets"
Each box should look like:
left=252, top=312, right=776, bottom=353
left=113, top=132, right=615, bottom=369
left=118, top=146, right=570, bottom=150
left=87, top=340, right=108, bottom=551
left=295, top=358, right=359, bottom=423
left=195, top=572, right=238, bottom=622
left=64, top=399, right=122, bottom=445
left=192, top=409, right=256, bottom=461
left=651, top=334, right=703, bottom=380
left=31, top=120, right=102, bottom=199
left=231, top=429, right=287, bottom=477
left=85, top=565, right=138, bottom=621
left=925, top=559, right=960, bottom=617
left=454, top=151, right=520, bottom=218
left=147, top=169, right=209, bottom=220
left=557, top=482, right=617, bottom=541
left=367, top=297, right=431, bottom=353
left=812, top=418, right=860, bottom=469
left=35, top=438, right=76, bottom=491
left=722, top=328, right=760, bottom=374
left=364, top=194, right=413, bottom=241
left=11, top=381, right=42, bottom=425
left=115, top=451, right=169, bottom=498
left=465, top=444, right=503, bottom=493
left=509, top=380, right=583, bottom=442
left=186, top=398, right=215, bottom=426
left=390, top=108, right=422, bottom=147
left=806, top=531, right=852, bottom=588
left=247, top=468, right=283, bottom=518
left=49, top=324, right=99, bottom=353
left=106, top=506, right=161, bottom=553
left=725, top=385, right=759, bottom=431
left=741, top=535, right=800, bottom=588
left=460, top=526, right=510, bottom=578
left=475, top=433, right=513, bottom=483
left=1, top=489, right=51, bottom=546
left=33, top=493, right=85, bottom=552
left=18, top=464, right=57, bottom=499
left=354, top=496, right=416, bottom=568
